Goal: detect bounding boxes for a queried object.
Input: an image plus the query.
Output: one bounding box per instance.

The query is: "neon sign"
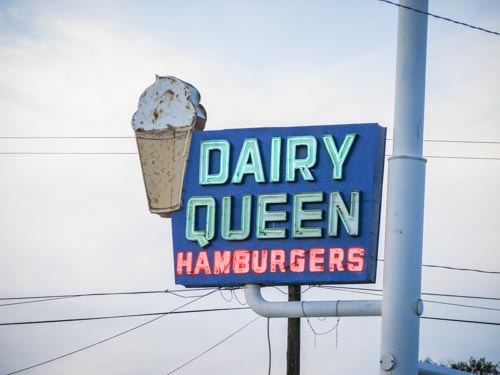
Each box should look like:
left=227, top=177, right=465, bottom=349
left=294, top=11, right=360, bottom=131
left=172, top=123, right=386, bottom=287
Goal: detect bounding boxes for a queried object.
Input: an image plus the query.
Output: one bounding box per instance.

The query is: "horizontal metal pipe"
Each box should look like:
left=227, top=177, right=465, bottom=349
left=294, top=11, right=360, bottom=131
left=418, top=362, right=471, bottom=375
left=244, top=284, right=382, bottom=318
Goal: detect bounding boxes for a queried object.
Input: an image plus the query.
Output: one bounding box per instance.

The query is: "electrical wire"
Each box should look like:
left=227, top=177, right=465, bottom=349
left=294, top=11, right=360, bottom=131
left=0, top=297, right=71, bottom=307
left=377, top=0, right=500, bottom=37
left=421, top=263, right=500, bottom=275
left=0, top=136, right=134, bottom=139
left=0, top=152, right=138, bottom=155
left=387, top=139, right=500, bottom=145
left=315, top=286, right=500, bottom=326
left=319, top=286, right=500, bottom=302
left=233, top=289, right=248, bottom=306
left=425, top=155, right=500, bottom=161
left=3, top=152, right=499, bottom=160
left=267, top=318, right=272, bottom=375
left=421, top=316, right=500, bottom=326
left=423, top=299, right=500, bottom=313
left=2, top=286, right=498, bottom=375
left=166, top=316, right=260, bottom=374
left=3, top=282, right=500, bottom=308
left=219, top=288, right=234, bottom=302
left=0, top=288, right=218, bottom=301
left=2, top=286, right=496, bottom=327
left=318, top=286, right=500, bottom=313
left=4, top=290, right=216, bottom=375
left=0, top=307, right=250, bottom=326
left=0, top=285, right=311, bottom=303
left=384, top=154, right=500, bottom=161
left=2, top=136, right=500, bottom=144
left=305, top=315, right=342, bottom=348
left=377, top=259, right=500, bottom=275
left=422, top=291, right=500, bottom=302
left=2, top=137, right=500, bottom=160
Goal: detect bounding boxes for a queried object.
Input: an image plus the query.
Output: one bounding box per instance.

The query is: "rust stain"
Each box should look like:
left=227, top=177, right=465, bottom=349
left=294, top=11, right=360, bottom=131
left=165, top=89, right=175, bottom=99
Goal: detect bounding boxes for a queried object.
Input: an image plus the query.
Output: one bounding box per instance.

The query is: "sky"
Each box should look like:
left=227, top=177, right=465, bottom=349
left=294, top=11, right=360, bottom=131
left=1, top=0, right=500, bottom=374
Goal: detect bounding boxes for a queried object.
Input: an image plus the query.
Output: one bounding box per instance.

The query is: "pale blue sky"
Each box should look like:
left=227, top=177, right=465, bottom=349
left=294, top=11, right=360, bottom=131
left=1, top=1, right=499, bottom=374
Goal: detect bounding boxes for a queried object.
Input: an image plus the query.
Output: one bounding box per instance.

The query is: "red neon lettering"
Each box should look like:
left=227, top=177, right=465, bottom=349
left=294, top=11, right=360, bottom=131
left=233, top=250, right=251, bottom=274
left=347, top=247, right=365, bottom=272
left=252, top=250, right=268, bottom=274
left=193, top=251, right=211, bottom=275
left=213, top=250, right=232, bottom=274
left=270, top=249, right=286, bottom=272
left=290, top=249, right=305, bottom=272
left=309, top=247, right=325, bottom=272
left=176, top=251, right=193, bottom=275
left=328, top=248, right=345, bottom=272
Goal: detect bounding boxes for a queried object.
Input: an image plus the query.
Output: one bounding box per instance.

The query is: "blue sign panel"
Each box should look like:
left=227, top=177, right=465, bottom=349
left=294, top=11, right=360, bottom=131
left=172, top=123, right=386, bottom=287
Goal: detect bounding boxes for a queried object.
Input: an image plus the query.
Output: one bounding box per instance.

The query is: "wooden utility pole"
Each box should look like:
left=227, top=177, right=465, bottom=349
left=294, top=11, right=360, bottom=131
left=287, top=285, right=301, bottom=375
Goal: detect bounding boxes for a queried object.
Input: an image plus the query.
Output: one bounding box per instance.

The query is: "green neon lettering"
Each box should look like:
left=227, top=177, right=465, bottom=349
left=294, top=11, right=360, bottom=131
left=292, top=192, right=323, bottom=238
left=232, top=138, right=265, bottom=184
left=221, top=195, right=252, bottom=240
left=199, top=140, right=230, bottom=185
left=270, top=137, right=281, bottom=183
left=286, top=136, right=317, bottom=182
left=185, top=196, right=216, bottom=246
left=322, top=133, right=356, bottom=180
left=257, top=194, right=287, bottom=239
left=328, top=191, right=360, bottom=237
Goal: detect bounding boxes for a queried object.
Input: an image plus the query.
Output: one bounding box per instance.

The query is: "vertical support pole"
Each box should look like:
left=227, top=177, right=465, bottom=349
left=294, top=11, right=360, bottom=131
left=287, top=285, right=301, bottom=375
left=380, top=1, right=428, bottom=374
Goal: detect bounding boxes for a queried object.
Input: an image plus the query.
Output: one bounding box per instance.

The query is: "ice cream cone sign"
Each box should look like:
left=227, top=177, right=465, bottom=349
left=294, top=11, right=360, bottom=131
left=132, top=76, right=206, bottom=218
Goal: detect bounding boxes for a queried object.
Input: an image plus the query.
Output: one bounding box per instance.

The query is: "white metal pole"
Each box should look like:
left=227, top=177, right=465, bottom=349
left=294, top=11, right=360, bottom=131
left=380, top=1, right=428, bottom=374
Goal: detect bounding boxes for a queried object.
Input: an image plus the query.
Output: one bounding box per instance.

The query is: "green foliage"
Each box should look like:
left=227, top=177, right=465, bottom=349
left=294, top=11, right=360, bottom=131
left=449, top=357, right=500, bottom=374
left=423, top=357, right=500, bottom=374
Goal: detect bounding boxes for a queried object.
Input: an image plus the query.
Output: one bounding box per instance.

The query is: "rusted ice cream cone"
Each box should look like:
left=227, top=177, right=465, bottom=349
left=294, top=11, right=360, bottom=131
left=132, top=76, right=206, bottom=217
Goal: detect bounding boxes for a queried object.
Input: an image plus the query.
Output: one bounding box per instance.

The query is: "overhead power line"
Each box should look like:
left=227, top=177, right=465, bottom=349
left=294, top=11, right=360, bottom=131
left=4, top=290, right=216, bottom=375
left=0, top=297, right=70, bottom=307
left=320, top=286, right=500, bottom=302
left=0, top=288, right=218, bottom=301
left=319, top=286, right=500, bottom=313
left=424, top=299, right=500, bottom=313
left=0, top=306, right=249, bottom=327
left=422, top=291, right=500, bottom=302
left=421, top=316, right=500, bottom=326
left=2, top=279, right=500, bottom=306
left=166, top=316, right=260, bottom=374
left=0, top=136, right=135, bottom=139
left=421, top=263, right=500, bottom=275
left=0, top=152, right=138, bottom=155
left=377, top=0, right=500, bottom=37
left=424, top=155, right=500, bottom=161
left=3, top=289, right=498, bottom=374
left=2, top=136, right=500, bottom=144
left=2, top=136, right=500, bottom=159
left=1, top=288, right=498, bottom=327
left=3, top=151, right=500, bottom=160
left=386, top=139, right=500, bottom=145
left=377, top=259, right=500, bottom=275
left=1, top=302, right=498, bottom=329
left=2, top=269, right=499, bottom=304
